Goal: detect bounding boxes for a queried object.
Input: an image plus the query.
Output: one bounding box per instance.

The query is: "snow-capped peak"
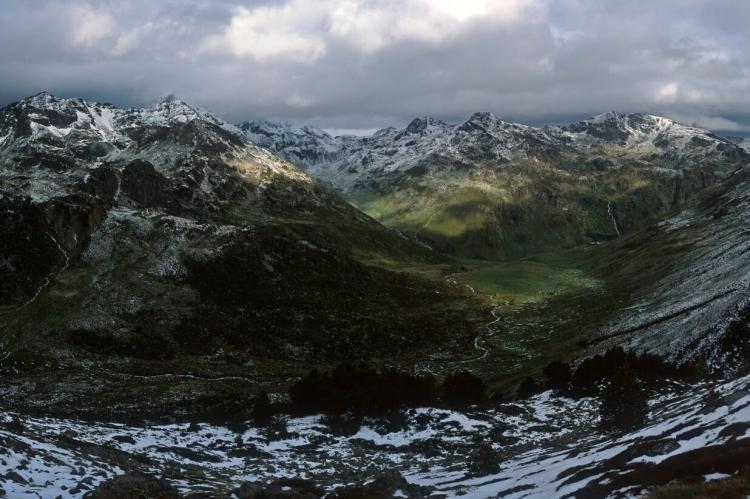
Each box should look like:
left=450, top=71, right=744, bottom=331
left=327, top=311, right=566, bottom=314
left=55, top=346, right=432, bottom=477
left=5, top=92, right=231, bottom=134
left=237, top=120, right=345, bottom=164
left=403, top=117, right=447, bottom=134
left=14, top=92, right=87, bottom=116
left=466, top=111, right=504, bottom=123
left=242, top=110, right=749, bottom=196
left=580, top=112, right=680, bottom=134
left=0, top=92, right=323, bottom=205
left=586, top=110, right=628, bottom=124
left=456, top=112, right=534, bottom=135
left=239, top=120, right=311, bottom=138
left=147, top=94, right=204, bottom=123
left=125, top=95, right=241, bottom=137
left=20, top=91, right=55, bottom=105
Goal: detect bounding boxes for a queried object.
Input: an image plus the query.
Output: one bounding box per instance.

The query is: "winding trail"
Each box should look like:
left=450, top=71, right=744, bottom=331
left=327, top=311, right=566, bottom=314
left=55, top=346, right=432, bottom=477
left=456, top=305, right=501, bottom=363
left=444, top=271, right=502, bottom=364
left=415, top=302, right=501, bottom=375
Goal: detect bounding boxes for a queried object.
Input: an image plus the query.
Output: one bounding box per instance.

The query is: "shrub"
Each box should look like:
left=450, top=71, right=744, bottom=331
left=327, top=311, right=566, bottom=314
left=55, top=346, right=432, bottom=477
left=290, top=363, right=438, bottom=415
left=250, top=391, right=273, bottom=426
left=290, top=364, right=487, bottom=415
left=569, top=347, right=696, bottom=396
left=517, top=376, right=542, bottom=399
left=322, top=413, right=364, bottom=437
left=599, top=361, right=649, bottom=431
left=468, top=439, right=500, bottom=475
left=570, top=348, right=627, bottom=394
left=441, top=370, right=487, bottom=408
left=543, top=360, right=571, bottom=390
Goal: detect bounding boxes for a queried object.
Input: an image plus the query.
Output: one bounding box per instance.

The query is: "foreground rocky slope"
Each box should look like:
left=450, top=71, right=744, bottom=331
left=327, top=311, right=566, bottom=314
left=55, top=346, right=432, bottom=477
left=0, top=93, right=481, bottom=417
left=2, top=371, right=749, bottom=498
left=244, top=113, right=749, bottom=258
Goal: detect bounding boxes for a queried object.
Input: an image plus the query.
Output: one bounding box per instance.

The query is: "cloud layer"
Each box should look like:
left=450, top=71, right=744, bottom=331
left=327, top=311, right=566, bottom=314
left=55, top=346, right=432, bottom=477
left=1, top=0, right=748, bottom=133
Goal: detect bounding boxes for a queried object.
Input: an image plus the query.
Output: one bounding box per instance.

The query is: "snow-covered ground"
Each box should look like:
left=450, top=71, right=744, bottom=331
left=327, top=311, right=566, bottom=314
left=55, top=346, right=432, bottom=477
left=1, top=372, right=748, bottom=498
left=431, top=376, right=750, bottom=498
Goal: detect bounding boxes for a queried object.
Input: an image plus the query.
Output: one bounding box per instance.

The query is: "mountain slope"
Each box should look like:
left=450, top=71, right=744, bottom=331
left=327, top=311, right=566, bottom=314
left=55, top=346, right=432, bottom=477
left=0, top=93, right=481, bottom=418
left=588, top=165, right=750, bottom=372
left=246, top=112, right=749, bottom=259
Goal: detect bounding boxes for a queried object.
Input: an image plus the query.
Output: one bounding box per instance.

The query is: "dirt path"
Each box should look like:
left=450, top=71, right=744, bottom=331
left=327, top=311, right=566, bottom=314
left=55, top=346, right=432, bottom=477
left=443, top=270, right=501, bottom=364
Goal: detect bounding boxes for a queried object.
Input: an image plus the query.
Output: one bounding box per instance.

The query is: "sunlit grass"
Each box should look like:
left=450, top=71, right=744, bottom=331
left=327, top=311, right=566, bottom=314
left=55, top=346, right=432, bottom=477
left=353, top=161, right=676, bottom=260
left=356, top=184, right=496, bottom=238
left=450, top=246, right=603, bottom=311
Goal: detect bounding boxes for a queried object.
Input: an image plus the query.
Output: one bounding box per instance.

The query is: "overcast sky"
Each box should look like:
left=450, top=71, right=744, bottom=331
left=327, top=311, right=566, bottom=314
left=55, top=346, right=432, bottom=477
left=1, top=0, right=749, bottom=134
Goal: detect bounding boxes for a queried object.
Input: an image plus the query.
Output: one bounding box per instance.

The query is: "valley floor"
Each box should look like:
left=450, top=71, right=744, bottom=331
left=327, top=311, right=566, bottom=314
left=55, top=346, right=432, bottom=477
left=411, top=246, right=611, bottom=389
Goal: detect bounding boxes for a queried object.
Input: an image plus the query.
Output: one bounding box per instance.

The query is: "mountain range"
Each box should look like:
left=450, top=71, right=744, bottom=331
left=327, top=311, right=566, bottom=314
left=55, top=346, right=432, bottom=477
left=241, top=112, right=748, bottom=259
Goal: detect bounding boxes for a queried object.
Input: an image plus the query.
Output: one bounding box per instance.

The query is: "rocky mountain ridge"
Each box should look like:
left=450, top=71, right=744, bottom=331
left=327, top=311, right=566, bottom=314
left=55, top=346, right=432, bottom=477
left=243, top=111, right=749, bottom=258
left=242, top=111, right=747, bottom=193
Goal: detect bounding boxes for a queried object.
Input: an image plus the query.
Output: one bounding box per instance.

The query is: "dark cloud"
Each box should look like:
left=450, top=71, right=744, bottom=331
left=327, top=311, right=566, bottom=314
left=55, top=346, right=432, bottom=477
left=0, top=0, right=748, bottom=133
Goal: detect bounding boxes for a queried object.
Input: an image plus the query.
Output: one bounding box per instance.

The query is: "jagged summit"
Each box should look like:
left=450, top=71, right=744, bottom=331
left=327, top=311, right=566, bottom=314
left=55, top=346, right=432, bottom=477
left=142, top=94, right=233, bottom=130
left=373, top=126, right=398, bottom=137
left=22, top=90, right=54, bottom=101
left=238, top=119, right=350, bottom=168
left=404, top=116, right=447, bottom=134
left=1, top=92, right=240, bottom=141
left=15, top=91, right=105, bottom=110
left=4, top=92, right=247, bottom=148
left=246, top=110, right=747, bottom=193
left=463, top=111, right=505, bottom=124
left=586, top=110, right=628, bottom=122
left=238, top=119, right=330, bottom=139
left=10, top=91, right=94, bottom=119
left=17, top=90, right=73, bottom=107
left=577, top=111, right=689, bottom=135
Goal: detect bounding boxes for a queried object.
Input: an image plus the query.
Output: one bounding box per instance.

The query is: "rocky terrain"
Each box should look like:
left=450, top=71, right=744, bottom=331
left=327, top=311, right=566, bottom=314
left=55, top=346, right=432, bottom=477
left=244, top=113, right=749, bottom=258
left=2, top=93, right=750, bottom=498
left=0, top=92, right=484, bottom=418
left=1, top=371, right=749, bottom=498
